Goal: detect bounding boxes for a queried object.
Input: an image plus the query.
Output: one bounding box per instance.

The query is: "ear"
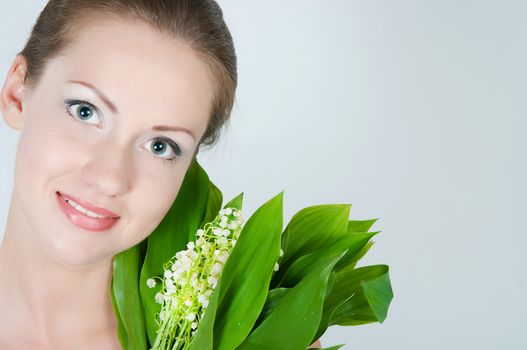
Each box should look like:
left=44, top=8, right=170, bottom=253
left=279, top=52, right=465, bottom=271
left=0, top=54, right=29, bottom=130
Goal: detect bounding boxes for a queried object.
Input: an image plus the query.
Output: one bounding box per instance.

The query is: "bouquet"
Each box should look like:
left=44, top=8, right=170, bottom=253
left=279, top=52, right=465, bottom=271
left=111, top=159, right=393, bottom=350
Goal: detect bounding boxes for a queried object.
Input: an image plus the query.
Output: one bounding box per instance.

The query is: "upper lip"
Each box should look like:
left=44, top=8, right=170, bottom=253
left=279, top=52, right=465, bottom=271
left=58, top=191, right=120, bottom=218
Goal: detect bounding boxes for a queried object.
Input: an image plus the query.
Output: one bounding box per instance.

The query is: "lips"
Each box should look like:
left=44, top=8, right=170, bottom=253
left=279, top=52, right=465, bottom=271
left=56, top=191, right=120, bottom=232
left=57, top=191, right=120, bottom=218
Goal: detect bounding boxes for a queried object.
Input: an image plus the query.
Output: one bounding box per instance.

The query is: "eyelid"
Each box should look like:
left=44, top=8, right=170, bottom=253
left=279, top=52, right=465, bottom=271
left=162, top=137, right=183, bottom=157
left=64, top=98, right=184, bottom=158
left=144, top=137, right=183, bottom=158
left=65, top=99, right=104, bottom=127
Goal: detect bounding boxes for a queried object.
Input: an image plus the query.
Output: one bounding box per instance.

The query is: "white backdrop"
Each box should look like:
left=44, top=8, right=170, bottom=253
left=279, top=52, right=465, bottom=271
left=1, top=1, right=525, bottom=349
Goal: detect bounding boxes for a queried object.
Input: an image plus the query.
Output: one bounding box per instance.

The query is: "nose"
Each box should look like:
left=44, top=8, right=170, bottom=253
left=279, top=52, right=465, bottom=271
left=79, top=144, right=132, bottom=199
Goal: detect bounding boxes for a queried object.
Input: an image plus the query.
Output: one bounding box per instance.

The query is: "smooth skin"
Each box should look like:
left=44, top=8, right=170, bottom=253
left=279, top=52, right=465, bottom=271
left=0, top=17, right=213, bottom=349
left=0, top=15, right=322, bottom=350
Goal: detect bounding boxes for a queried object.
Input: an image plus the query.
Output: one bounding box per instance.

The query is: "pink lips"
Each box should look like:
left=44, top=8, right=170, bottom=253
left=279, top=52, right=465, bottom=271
left=56, top=191, right=120, bottom=232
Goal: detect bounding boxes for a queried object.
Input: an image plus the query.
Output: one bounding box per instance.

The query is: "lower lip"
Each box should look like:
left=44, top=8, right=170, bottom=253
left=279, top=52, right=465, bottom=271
left=56, top=192, right=119, bottom=232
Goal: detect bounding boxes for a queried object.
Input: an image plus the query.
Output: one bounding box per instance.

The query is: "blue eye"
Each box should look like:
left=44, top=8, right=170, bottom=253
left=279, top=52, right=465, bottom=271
left=65, top=99, right=101, bottom=126
left=64, top=99, right=183, bottom=165
left=144, top=138, right=182, bottom=164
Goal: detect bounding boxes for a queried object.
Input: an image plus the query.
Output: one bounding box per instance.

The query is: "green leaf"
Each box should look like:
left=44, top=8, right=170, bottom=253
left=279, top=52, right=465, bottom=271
left=253, top=288, right=289, bottom=329
left=362, top=270, right=394, bottom=323
left=315, top=265, right=392, bottom=339
left=111, top=244, right=147, bottom=349
left=333, top=229, right=379, bottom=271
left=139, top=159, right=211, bottom=345
left=109, top=276, right=128, bottom=349
left=336, top=240, right=375, bottom=273
left=325, top=271, right=336, bottom=299
left=331, top=265, right=393, bottom=326
left=274, top=204, right=351, bottom=285
left=333, top=218, right=379, bottom=272
left=200, top=180, right=223, bottom=230
left=347, top=218, right=378, bottom=233
left=319, top=345, right=345, bottom=350
left=187, top=277, right=223, bottom=350
left=223, top=192, right=244, bottom=211
left=279, top=231, right=378, bottom=288
left=237, top=251, right=343, bottom=350
left=213, top=191, right=284, bottom=350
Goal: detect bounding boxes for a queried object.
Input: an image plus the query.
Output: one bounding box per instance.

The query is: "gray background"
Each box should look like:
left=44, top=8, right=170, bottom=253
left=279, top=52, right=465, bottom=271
left=1, top=1, right=525, bottom=349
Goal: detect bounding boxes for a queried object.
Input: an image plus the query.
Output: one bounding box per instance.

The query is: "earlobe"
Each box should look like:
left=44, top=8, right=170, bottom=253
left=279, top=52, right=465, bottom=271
left=0, top=54, right=29, bottom=130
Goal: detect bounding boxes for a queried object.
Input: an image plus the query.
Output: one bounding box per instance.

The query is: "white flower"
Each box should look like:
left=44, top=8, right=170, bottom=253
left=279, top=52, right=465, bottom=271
left=217, top=236, right=228, bottom=246
left=155, top=292, right=164, bottom=304
left=217, top=252, right=229, bottom=263
left=148, top=207, right=245, bottom=347
left=203, top=242, right=212, bottom=251
left=279, top=249, right=284, bottom=257
left=187, top=249, right=198, bottom=259
left=208, top=276, right=218, bottom=288
left=211, top=262, right=223, bottom=276
left=146, top=278, right=156, bottom=288
left=159, top=310, right=167, bottom=321
left=196, top=237, right=206, bottom=247
left=171, top=260, right=181, bottom=271
left=274, top=263, right=280, bottom=271
left=213, top=228, right=223, bottom=236
left=197, top=293, right=208, bottom=305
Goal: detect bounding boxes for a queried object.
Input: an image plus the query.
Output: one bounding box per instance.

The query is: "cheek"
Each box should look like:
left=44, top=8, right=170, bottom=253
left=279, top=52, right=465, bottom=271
left=119, top=165, right=189, bottom=249
left=15, top=107, right=74, bottom=197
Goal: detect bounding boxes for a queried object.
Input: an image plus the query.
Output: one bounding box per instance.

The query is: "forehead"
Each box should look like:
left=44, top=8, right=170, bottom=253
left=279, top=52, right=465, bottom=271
left=46, top=18, right=215, bottom=130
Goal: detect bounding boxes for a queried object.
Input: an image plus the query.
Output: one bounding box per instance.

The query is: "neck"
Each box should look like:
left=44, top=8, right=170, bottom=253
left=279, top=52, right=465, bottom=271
left=0, top=194, right=117, bottom=343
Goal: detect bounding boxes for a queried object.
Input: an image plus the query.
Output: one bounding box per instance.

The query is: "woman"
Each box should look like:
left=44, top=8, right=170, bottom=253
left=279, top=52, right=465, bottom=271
left=0, top=0, right=320, bottom=348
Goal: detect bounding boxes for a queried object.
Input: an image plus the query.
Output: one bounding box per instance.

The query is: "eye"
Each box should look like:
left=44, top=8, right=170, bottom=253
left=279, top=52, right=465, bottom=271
left=64, top=99, right=101, bottom=126
left=143, top=137, right=183, bottom=163
left=64, top=99, right=183, bottom=165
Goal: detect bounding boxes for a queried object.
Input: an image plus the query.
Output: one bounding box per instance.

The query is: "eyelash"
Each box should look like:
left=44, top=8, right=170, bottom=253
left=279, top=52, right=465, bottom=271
left=63, top=99, right=182, bottom=165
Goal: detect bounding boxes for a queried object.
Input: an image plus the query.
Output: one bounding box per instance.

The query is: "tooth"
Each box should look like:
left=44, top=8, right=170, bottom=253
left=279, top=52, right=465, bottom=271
left=85, top=211, right=100, bottom=218
left=65, top=198, right=106, bottom=219
left=73, top=203, right=87, bottom=214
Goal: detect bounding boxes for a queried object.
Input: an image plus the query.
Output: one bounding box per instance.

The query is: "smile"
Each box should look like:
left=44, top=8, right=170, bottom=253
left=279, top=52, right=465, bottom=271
left=64, top=198, right=109, bottom=218
left=56, top=191, right=120, bottom=232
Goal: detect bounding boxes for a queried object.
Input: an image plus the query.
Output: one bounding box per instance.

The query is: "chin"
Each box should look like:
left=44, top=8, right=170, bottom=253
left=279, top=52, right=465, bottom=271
left=43, top=236, right=114, bottom=268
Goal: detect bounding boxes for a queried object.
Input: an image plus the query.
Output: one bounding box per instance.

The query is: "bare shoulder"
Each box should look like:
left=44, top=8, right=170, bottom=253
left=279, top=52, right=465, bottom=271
left=309, top=339, right=322, bottom=348
left=52, top=330, right=121, bottom=350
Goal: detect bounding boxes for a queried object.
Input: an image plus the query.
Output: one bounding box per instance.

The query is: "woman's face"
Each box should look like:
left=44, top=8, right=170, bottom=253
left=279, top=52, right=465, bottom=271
left=0, top=18, right=214, bottom=267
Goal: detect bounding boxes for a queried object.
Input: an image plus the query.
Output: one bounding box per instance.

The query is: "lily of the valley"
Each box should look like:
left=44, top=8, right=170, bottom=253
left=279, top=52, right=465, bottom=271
left=147, top=207, right=243, bottom=350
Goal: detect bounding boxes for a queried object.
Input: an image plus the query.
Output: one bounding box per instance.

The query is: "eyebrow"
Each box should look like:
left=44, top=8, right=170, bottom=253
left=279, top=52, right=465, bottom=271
left=66, top=80, right=197, bottom=142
